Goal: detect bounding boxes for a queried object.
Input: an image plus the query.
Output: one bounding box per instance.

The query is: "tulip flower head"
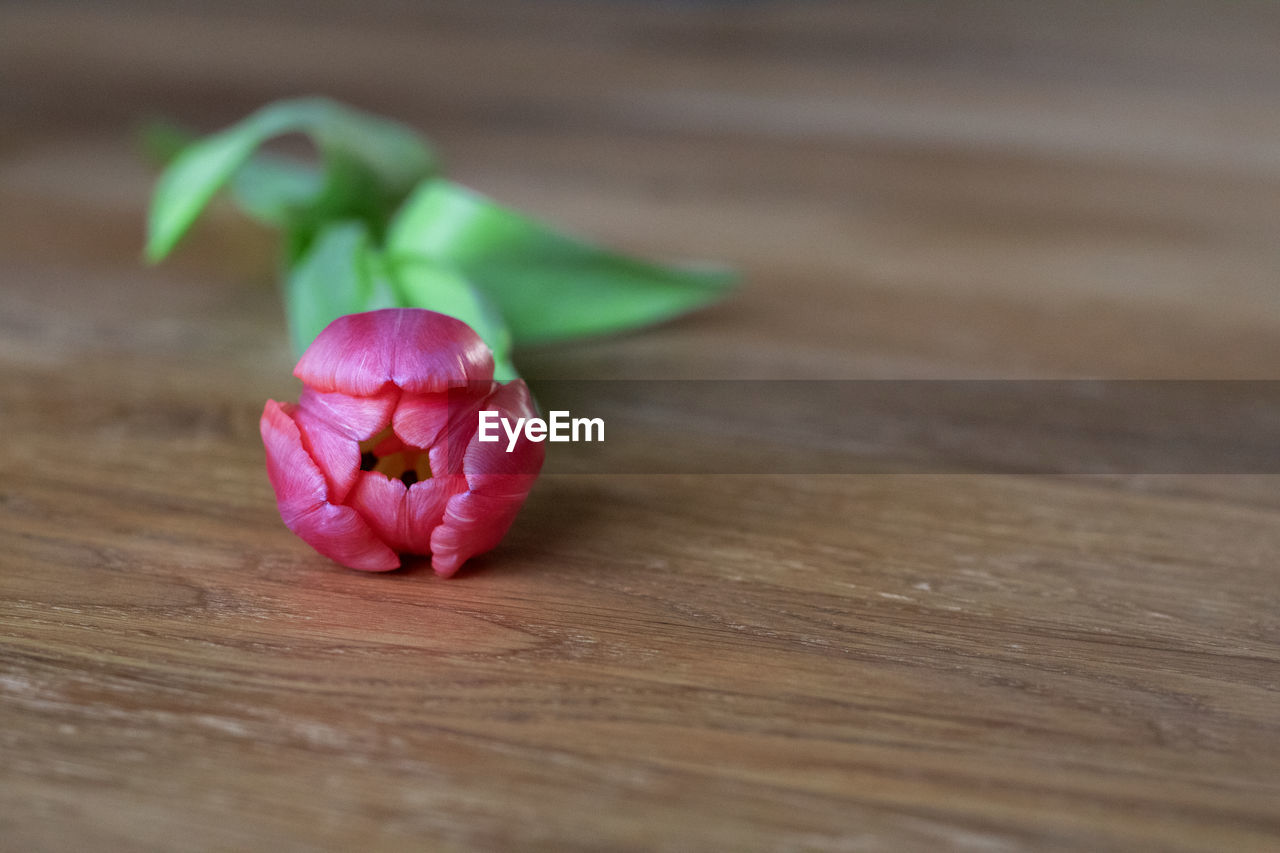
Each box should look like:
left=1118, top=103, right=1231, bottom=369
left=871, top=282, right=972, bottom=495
left=260, top=309, right=543, bottom=575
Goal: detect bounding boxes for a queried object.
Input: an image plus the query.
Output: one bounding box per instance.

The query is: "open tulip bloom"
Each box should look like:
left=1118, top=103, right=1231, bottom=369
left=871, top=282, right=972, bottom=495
left=261, top=309, right=544, bottom=575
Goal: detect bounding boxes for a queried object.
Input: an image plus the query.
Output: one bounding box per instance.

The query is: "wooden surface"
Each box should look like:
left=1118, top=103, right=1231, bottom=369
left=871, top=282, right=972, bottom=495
left=3, top=2, right=1280, bottom=850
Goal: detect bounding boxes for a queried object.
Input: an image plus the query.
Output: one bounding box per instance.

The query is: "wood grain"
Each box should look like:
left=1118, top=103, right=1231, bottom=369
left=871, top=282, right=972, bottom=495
left=2, top=2, right=1280, bottom=850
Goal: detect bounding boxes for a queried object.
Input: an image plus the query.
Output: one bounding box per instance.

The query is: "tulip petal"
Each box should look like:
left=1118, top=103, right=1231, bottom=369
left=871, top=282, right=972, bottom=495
left=291, top=407, right=361, bottom=504
left=298, top=385, right=399, bottom=441
left=285, top=502, right=402, bottom=572
left=464, top=380, right=545, bottom=496
left=460, top=436, right=543, bottom=498
left=422, top=380, right=522, bottom=478
left=429, top=491, right=527, bottom=578
left=391, top=391, right=452, bottom=451
left=427, top=381, right=544, bottom=577
left=390, top=312, right=495, bottom=394
left=395, top=384, right=492, bottom=469
left=260, top=400, right=399, bottom=571
left=262, top=401, right=327, bottom=514
left=403, top=477, right=462, bottom=553
left=347, top=470, right=462, bottom=555
left=294, top=309, right=494, bottom=396
left=345, top=472, right=407, bottom=551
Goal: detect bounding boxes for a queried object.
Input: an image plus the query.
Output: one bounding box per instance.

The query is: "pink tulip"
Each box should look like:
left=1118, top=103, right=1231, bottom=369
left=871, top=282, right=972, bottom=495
left=260, top=309, right=544, bottom=575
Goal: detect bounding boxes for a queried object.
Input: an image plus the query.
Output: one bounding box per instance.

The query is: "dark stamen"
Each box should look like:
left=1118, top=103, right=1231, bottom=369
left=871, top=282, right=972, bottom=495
left=400, top=470, right=419, bottom=487
left=360, top=451, right=378, bottom=472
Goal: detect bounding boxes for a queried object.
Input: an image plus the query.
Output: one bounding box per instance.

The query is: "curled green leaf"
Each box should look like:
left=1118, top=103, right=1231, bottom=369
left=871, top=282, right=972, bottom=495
left=145, top=97, right=435, bottom=263
left=139, top=118, right=324, bottom=230
left=230, top=156, right=325, bottom=228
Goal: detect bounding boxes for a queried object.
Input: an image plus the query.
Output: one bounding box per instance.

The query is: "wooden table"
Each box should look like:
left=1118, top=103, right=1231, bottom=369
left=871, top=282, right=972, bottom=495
left=3, top=2, right=1279, bottom=850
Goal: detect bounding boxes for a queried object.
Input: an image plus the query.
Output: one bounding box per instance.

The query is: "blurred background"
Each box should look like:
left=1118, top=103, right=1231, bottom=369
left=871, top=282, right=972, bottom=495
left=5, top=0, right=1279, bottom=382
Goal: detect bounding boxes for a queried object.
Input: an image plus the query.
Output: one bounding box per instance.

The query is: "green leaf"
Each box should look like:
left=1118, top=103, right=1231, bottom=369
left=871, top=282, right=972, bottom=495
left=145, top=97, right=435, bottom=263
left=229, top=155, right=324, bottom=227
left=390, top=258, right=517, bottom=381
left=280, top=151, right=396, bottom=266
left=288, top=225, right=519, bottom=376
left=385, top=180, right=736, bottom=345
left=139, top=117, right=324, bottom=229
left=285, top=221, right=398, bottom=356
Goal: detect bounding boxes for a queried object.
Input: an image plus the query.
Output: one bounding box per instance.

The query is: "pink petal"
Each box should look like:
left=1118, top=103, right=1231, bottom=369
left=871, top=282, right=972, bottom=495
left=344, top=472, right=407, bottom=551
left=260, top=401, right=400, bottom=571
left=298, top=385, right=399, bottom=441
left=459, top=436, right=542, bottom=498
left=284, top=502, right=403, bottom=572
left=392, top=391, right=453, bottom=451
left=427, top=381, right=544, bottom=577
left=464, top=380, right=545, bottom=496
left=422, top=380, right=524, bottom=478
left=261, top=400, right=326, bottom=516
left=294, top=309, right=494, bottom=396
left=346, top=471, right=463, bottom=555
left=396, top=385, right=493, bottom=471
left=429, top=491, right=527, bottom=578
left=291, top=407, right=361, bottom=504
left=403, top=478, right=462, bottom=554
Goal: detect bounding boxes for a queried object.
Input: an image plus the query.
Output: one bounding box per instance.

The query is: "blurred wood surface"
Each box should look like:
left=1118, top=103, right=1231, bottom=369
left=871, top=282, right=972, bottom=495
left=3, top=2, right=1280, bottom=851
